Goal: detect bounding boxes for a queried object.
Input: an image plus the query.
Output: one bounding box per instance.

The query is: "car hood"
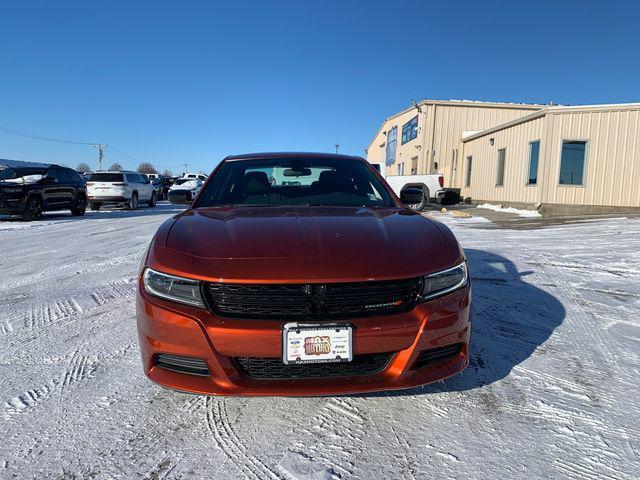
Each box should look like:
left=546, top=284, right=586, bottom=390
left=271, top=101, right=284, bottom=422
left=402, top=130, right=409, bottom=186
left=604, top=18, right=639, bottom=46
left=150, top=206, right=462, bottom=282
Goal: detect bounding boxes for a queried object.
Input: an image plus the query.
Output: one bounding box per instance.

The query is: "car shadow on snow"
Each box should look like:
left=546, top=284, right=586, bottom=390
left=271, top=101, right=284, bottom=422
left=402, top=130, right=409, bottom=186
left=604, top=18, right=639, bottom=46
left=359, top=248, right=566, bottom=397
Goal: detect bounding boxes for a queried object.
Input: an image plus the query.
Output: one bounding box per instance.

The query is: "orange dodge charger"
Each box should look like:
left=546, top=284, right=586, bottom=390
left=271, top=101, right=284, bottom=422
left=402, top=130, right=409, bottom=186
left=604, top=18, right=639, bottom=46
left=136, top=152, right=471, bottom=396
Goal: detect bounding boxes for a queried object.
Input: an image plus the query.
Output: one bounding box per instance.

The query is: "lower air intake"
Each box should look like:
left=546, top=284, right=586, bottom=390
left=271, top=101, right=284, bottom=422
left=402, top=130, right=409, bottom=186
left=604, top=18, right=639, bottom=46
left=414, top=343, right=463, bottom=369
left=155, top=354, right=210, bottom=376
left=235, top=353, right=394, bottom=379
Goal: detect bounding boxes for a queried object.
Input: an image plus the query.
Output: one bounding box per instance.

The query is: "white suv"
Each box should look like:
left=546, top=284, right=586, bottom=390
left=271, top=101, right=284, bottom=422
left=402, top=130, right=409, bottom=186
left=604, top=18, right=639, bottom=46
left=184, top=172, right=207, bottom=181
left=86, top=171, right=157, bottom=210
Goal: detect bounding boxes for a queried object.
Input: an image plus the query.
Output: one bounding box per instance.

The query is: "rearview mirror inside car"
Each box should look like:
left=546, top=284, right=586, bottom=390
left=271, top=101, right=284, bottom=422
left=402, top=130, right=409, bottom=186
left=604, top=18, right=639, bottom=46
left=168, top=191, right=191, bottom=205
left=283, top=168, right=312, bottom=177
left=400, top=188, right=423, bottom=205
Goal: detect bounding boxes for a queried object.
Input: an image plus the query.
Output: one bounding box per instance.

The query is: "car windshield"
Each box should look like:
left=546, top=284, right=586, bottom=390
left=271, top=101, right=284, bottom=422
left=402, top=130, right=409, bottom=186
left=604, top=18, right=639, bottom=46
left=194, top=157, right=395, bottom=208
left=89, top=173, right=124, bottom=182
left=0, top=166, right=47, bottom=182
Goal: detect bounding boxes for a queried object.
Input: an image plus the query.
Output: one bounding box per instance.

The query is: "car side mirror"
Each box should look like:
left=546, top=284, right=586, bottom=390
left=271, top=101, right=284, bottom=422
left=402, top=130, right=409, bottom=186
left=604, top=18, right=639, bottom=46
left=168, top=191, right=191, bottom=205
left=400, top=188, right=423, bottom=205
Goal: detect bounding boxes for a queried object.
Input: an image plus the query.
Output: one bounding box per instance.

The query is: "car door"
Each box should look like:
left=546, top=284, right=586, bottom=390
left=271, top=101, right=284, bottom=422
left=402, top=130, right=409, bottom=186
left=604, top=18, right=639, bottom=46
left=57, top=168, right=75, bottom=208
left=42, top=167, right=64, bottom=209
left=139, top=174, right=153, bottom=200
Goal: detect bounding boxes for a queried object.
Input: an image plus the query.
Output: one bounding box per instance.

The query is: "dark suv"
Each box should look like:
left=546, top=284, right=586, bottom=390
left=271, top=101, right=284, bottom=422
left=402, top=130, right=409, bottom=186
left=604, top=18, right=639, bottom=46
left=0, top=164, right=88, bottom=220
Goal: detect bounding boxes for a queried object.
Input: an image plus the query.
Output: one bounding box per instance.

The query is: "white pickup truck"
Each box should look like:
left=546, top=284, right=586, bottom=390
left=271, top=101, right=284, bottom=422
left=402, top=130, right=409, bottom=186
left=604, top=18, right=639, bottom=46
left=375, top=171, right=454, bottom=210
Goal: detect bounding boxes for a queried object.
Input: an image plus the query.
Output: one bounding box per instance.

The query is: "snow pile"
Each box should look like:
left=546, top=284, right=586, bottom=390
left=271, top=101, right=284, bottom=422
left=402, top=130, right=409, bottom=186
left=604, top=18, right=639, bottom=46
left=2, top=174, right=44, bottom=183
left=477, top=203, right=541, bottom=217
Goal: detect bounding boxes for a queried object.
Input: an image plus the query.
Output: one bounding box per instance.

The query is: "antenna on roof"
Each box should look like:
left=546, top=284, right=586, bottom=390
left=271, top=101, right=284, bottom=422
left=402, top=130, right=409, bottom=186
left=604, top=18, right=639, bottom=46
left=412, top=99, right=423, bottom=113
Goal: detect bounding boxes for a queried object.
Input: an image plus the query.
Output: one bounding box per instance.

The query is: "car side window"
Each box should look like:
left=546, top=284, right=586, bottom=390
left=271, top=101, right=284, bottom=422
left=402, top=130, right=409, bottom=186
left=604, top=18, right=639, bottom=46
left=47, top=168, right=61, bottom=182
left=58, top=169, right=73, bottom=183
left=126, top=173, right=138, bottom=183
left=140, top=175, right=149, bottom=184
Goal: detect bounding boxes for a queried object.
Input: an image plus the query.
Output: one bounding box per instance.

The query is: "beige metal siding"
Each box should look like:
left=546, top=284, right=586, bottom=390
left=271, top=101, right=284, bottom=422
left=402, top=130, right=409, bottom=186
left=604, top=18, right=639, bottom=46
left=460, top=116, right=546, bottom=204
left=367, top=101, right=541, bottom=182
left=430, top=105, right=541, bottom=186
left=543, top=108, right=640, bottom=207
left=461, top=105, right=640, bottom=208
left=366, top=108, right=427, bottom=176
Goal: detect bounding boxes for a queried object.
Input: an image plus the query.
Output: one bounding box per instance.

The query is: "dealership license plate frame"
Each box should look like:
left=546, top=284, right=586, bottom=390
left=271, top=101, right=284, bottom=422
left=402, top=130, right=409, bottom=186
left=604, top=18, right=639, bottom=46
left=282, top=323, right=353, bottom=365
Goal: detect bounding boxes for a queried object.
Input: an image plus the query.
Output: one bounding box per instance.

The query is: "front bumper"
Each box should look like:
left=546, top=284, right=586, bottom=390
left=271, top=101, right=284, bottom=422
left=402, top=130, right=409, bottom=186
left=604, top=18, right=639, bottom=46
left=136, top=279, right=471, bottom=396
left=87, top=195, right=129, bottom=203
left=0, top=194, right=27, bottom=214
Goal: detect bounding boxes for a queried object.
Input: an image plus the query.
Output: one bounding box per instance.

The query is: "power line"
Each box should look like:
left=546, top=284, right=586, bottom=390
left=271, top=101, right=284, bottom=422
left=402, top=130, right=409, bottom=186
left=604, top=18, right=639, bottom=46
left=0, top=124, right=97, bottom=145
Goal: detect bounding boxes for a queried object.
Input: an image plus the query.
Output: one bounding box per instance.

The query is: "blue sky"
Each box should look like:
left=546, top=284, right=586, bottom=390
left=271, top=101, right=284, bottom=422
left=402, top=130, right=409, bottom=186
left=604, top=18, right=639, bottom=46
left=0, top=0, right=638, bottom=173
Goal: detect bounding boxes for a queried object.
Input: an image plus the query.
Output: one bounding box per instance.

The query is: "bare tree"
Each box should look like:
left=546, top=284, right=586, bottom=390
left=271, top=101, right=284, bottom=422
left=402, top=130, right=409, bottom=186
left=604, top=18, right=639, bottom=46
left=162, top=169, right=173, bottom=177
left=76, top=162, right=91, bottom=173
left=108, top=163, right=123, bottom=171
left=137, top=162, right=157, bottom=174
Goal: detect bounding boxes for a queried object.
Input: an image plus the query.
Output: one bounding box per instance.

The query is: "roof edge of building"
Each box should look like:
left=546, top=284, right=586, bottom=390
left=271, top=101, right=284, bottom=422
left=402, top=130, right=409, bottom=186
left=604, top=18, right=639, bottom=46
left=461, top=101, right=640, bottom=142
left=366, top=99, right=544, bottom=151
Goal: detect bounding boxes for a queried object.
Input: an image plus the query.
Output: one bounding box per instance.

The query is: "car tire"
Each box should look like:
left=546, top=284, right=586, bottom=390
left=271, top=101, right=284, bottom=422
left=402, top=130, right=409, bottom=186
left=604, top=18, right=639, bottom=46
left=22, top=196, right=43, bottom=221
left=90, top=202, right=101, bottom=211
left=71, top=195, right=87, bottom=216
left=406, top=188, right=429, bottom=212
left=128, top=192, right=138, bottom=210
left=148, top=191, right=156, bottom=208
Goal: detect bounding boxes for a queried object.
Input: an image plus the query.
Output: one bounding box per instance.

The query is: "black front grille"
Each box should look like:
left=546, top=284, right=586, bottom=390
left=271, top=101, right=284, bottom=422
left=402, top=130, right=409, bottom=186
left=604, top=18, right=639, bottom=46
left=235, top=353, right=394, bottom=379
left=205, top=278, right=421, bottom=319
left=155, top=354, right=210, bottom=376
left=414, top=343, right=463, bottom=369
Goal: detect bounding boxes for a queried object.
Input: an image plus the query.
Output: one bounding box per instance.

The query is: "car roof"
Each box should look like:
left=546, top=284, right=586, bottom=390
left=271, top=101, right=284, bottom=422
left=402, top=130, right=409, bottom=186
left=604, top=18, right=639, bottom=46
left=92, top=170, right=136, bottom=174
left=223, top=152, right=366, bottom=162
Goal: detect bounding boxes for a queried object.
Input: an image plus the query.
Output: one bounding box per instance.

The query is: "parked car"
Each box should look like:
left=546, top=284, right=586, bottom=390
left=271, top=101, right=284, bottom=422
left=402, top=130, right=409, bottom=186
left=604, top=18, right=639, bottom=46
left=86, top=171, right=157, bottom=210
left=145, top=173, right=160, bottom=180
left=184, top=172, right=207, bottom=181
left=0, top=164, right=87, bottom=220
left=151, top=177, right=164, bottom=200
left=138, top=152, right=470, bottom=396
left=167, top=177, right=203, bottom=202
left=384, top=174, right=446, bottom=210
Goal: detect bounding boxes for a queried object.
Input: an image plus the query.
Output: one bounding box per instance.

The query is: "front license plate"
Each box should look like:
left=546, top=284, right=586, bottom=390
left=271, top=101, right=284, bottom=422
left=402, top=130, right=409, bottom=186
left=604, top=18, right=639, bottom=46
left=283, top=323, right=353, bottom=365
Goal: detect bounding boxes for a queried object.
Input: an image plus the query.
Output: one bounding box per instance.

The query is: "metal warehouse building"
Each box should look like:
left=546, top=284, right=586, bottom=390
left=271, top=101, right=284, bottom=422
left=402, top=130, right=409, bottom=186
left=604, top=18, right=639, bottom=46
left=367, top=100, right=640, bottom=213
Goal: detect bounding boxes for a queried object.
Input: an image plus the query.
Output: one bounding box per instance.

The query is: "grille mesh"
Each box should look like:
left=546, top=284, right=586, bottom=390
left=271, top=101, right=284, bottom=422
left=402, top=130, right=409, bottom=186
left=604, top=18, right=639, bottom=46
left=205, top=278, right=421, bottom=319
left=235, top=353, right=394, bottom=379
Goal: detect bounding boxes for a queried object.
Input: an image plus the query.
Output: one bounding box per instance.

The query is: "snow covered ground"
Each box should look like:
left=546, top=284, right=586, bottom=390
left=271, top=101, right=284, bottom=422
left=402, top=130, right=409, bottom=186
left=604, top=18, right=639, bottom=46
left=1, top=203, right=639, bottom=479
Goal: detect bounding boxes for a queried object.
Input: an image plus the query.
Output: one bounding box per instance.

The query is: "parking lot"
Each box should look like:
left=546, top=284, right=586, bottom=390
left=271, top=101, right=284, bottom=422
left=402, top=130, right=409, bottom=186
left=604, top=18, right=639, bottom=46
left=1, top=204, right=638, bottom=479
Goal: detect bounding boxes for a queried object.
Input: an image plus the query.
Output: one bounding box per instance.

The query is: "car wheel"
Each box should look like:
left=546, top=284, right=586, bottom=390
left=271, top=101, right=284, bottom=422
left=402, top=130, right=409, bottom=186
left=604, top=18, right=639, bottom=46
left=148, top=191, right=156, bottom=208
left=90, top=202, right=101, bottom=211
left=128, top=192, right=138, bottom=210
left=71, top=195, right=87, bottom=216
left=406, top=189, right=428, bottom=212
left=22, top=196, right=43, bottom=221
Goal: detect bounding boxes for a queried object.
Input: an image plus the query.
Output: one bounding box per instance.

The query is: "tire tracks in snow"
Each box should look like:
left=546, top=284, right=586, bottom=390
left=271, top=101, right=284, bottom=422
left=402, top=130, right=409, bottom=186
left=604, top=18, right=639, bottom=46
left=205, top=397, right=284, bottom=480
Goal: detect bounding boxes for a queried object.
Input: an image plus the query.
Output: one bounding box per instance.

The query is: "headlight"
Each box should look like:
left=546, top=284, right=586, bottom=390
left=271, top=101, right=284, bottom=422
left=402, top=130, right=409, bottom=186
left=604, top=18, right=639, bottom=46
left=142, top=268, right=205, bottom=307
left=419, top=262, right=468, bottom=301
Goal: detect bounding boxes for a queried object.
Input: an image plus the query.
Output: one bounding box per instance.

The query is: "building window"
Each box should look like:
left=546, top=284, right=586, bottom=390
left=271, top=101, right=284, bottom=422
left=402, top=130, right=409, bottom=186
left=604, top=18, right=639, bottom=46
left=496, top=148, right=506, bottom=186
left=559, top=141, right=587, bottom=185
left=398, top=162, right=405, bottom=175
left=527, top=141, right=540, bottom=185
left=385, top=126, right=398, bottom=166
left=401, top=116, right=418, bottom=144
left=465, top=156, right=472, bottom=187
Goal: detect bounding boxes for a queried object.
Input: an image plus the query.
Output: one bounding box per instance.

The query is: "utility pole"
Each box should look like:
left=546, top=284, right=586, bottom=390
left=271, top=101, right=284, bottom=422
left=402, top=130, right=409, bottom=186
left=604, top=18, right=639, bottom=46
left=93, top=144, right=107, bottom=171
left=335, top=144, right=340, bottom=154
